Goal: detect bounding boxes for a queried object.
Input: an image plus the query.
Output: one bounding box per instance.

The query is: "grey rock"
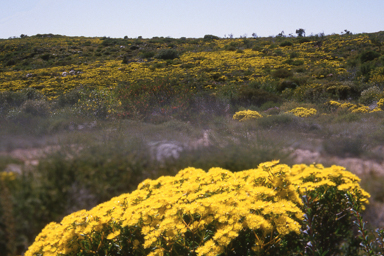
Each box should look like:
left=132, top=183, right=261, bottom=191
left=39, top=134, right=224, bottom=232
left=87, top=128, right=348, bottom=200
left=148, top=141, right=184, bottom=163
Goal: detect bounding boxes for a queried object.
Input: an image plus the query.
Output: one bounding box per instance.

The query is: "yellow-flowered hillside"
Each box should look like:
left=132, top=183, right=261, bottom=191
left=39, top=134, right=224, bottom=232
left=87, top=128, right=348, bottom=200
left=1, top=32, right=384, bottom=120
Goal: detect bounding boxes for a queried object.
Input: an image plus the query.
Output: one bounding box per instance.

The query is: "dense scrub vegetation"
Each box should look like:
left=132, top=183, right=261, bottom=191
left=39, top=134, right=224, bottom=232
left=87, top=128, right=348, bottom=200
left=1, top=31, right=384, bottom=112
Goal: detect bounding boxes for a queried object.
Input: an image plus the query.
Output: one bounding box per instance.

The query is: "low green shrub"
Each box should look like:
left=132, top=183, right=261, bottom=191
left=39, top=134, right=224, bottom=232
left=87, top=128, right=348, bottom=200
left=292, top=83, right=330, bottom=103
left=297, top=37, right=311, bottom=44
left=252, top=45, right=263, bottom=52
left=116, top=76, right=194, bottom=120
left=20, top=99, right=50, bottom=117
left=41, top=53, right=50, bottom=61
left=225, top=45, right=237, bottom=51
left=359, top=62, right=375, bottom=81
left=360, top=85, right=382, bottom=105
left=277, top=80, right=298, bottom=92
left=72, top=88, right=118, bottom=118
left=154, top=49, right=179, bottom=60
left=259, top=101, right=282, bottom=111
left=233, top=85, right=281, bottom=107
left=140, top=51, right=156, bottom=59
left=0, top=88, right=45, bottom=108
left=289, top=52, right=300, bottom=58
left=279, top=41, right=293, bottom=47
left=256, top=114, right=295, bottom=129
left=334, top=112, right=362, bottom=122
left=323, top=135, right=364, bottom=157
left=203, top=34, right=220, bottom=41
left=283, top=59, right=304, bottom=66
left=56, top=87, right=83, bottom=107
left=360, top=50, right=380, bottom=63
left=272, top=68, right=293, bottom=79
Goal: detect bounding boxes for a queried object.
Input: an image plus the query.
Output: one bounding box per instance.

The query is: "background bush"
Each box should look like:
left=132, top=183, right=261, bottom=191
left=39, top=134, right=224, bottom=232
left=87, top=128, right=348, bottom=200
left=154, top=49, right=179, bottom=60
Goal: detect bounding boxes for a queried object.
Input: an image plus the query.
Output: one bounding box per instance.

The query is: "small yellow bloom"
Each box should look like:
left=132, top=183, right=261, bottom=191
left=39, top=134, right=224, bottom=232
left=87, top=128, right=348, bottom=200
left=107, top=230, right=121, bottom=240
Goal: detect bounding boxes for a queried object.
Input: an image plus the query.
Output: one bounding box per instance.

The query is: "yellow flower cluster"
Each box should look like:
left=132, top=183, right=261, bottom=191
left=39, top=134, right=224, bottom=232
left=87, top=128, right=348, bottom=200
left=369, top=67, right=384, bottom=84
left=326, top=101, right=380, bottom=113
left=233, top=110, right=263, bottom=121
left=0, top=171, right=16, bottom=182
left=290, top=163, right=370, bottom=203
left=351, top=106, right=370, bottom=113
left=25, top=161, right=370, bottom=256
left=287, top=107, right=317, bottom=117
left=377, top=98, right=384, bottom=109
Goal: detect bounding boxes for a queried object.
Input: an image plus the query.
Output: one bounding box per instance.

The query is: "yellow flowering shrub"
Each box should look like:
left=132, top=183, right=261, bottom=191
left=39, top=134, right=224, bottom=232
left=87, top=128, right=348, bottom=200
left=369, top=67, right=384, bottom=84
left=351, top=106, right=370, bottom=113
left=325, top=100, right=381, bottom=114
left=369, top=107, right=383, bottom=113
left=377, top=98, right=384, bottom=109
left=25, top=161, right=370, bottom=256
left=233, top=110, right=263, bottom=121
left=287, top=107, right=317, bottom=117
left=339, top=102, right=356, bottom=109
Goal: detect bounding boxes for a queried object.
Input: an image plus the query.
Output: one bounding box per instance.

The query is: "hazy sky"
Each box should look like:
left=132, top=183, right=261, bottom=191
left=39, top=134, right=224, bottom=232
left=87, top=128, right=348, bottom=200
left=1, top=0, right=383, bottom=39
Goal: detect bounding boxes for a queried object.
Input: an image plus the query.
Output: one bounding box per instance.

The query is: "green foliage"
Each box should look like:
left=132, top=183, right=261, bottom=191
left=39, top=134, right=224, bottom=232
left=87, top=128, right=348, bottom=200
left=360, top=85, right=382, bottom=105
left=56, top=87, right=83, bottom=107
left=279, top=41, right=293, bottom=47
left=296, top=28, right=305, bottom=37
left=283, top=59, right=304, bottom=66
left=116, top=75, right=193, bottom=119
left=139, top=50, right=155, bottom=59
left=203, top=34, right=220, bottom=41
left=256, top=113, right=296, bottom=129
left=289, top=51, right=300, bottom=58
left=272, top=68, right=293, bottom=79
left=20, top=99, right=50, bottom=117
left=292, top=83, right=330, bottom=103
left=101, top=38, right=121, bottom=46
left=233, top=84, right=282, bottom=107
left=252, top=45, right=263, bottom=51
left=323, top=135, right=364, bottom=157
left=277, top=80, right=299, bottom=92
left=154, top=49, right=179, bottom=60
left=0, top=88, right=45, bottom=108
left=324, top=82, right=354, bottom=100
left=297, top=37, right=311, bottom=44
left=300, top=186, right=357, bottom=255
left=40, top=53, right=50, bottom=61
left=360, top=50, right=380, bottom=63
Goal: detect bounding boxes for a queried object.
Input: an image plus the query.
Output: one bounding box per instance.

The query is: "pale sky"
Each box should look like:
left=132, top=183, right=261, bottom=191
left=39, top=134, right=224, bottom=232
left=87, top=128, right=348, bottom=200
left=1, top=0, right=383, bottom=39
